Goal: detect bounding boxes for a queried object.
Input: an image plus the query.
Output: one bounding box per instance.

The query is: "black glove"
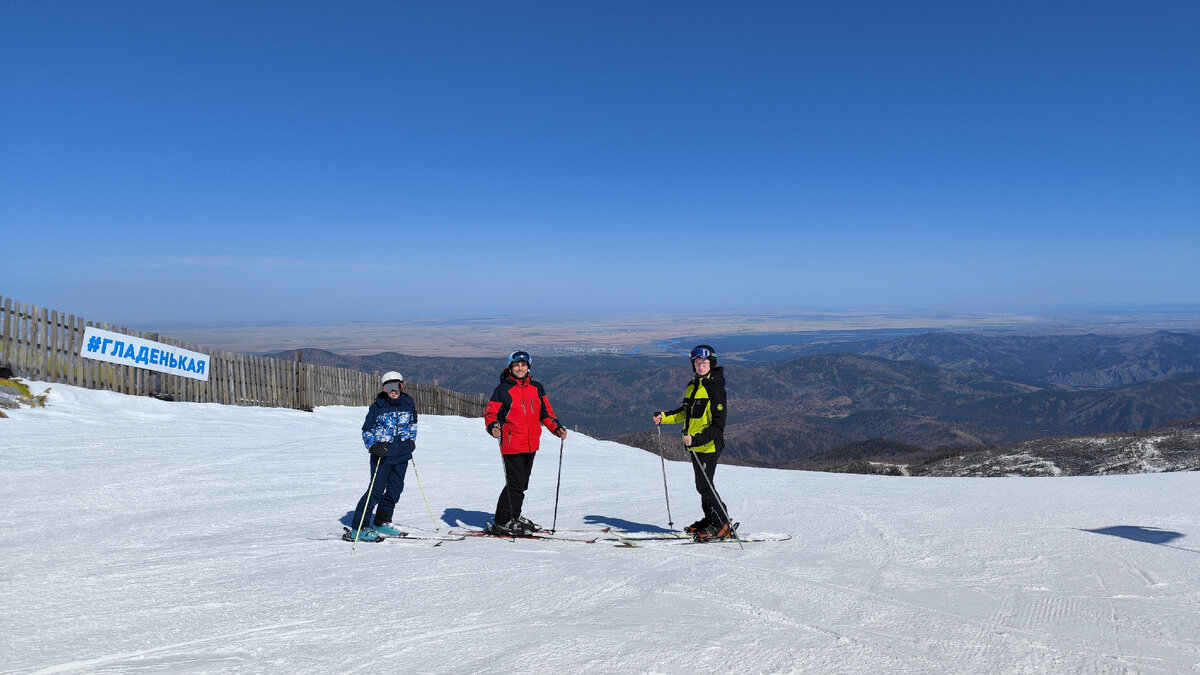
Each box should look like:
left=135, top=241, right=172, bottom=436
left=369, top=442, right=389, bottom=459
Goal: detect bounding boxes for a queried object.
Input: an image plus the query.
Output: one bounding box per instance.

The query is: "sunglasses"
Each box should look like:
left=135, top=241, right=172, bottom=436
left=690, top=347, right=713, bottom=360
left=508, top=351, right=532, bottom=366
left=383, top=381, right=402, bottom=393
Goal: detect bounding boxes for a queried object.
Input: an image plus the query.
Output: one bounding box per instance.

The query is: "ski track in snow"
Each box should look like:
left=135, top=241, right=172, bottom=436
left=2, top=383, right=1199, bottom=673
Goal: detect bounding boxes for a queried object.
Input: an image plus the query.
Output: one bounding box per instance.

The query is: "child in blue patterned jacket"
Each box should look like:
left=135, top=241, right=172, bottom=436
left=345, top=371, right=419, bottom=542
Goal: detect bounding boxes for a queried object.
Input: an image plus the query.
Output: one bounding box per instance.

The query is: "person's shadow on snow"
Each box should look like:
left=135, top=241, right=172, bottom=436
left=584, top=515, right=674, bottom=533
left=442, top=508, right=491, bottom=529
left=341, top=509, right=676, bottom=532
left=1081, top=525, right=1197, bottom=552
left=340, top=508, right=492, bottom=530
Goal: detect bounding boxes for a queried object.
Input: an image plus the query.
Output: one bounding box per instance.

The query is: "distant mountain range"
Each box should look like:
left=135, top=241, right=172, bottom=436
left=265, top=329, right=1200, bottom=474
left=859, top=330, right=1200, bottom=388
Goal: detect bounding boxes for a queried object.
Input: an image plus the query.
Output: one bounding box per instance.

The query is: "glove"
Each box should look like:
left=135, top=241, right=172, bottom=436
left=369, top=442, right=389, bottom=459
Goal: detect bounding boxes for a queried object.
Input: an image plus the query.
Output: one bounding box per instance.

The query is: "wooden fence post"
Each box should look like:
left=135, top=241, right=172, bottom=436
left=1, top=296, right=12, bottom=370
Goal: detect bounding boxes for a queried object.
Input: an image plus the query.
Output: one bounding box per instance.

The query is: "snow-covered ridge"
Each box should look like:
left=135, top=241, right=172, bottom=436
left=915, top=421, right=1200, bottom=477
left=3, top=383, right=1198, bottom=673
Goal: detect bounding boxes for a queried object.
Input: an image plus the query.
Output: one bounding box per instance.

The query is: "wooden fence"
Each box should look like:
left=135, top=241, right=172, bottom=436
left=0, top=295, right=486, bottom=417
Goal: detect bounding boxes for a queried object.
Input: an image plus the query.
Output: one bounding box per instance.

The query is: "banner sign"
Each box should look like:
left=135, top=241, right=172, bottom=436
left=81, top=326, right=210, bottom=382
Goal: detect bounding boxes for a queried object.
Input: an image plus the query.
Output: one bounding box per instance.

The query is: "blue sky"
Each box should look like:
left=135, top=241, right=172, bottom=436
left=2, top=1, right=1197, bottom=327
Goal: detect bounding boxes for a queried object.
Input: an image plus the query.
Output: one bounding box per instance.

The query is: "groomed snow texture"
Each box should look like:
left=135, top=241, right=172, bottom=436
left=3, top=384, right=1198, bottom=673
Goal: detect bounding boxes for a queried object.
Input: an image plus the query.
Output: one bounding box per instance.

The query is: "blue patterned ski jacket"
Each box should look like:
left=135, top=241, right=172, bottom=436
left=362, top=392, right=418, bottom=462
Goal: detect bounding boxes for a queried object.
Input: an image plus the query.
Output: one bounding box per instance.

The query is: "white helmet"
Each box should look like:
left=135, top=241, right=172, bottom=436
left=381, top=371, right=404, bottom=385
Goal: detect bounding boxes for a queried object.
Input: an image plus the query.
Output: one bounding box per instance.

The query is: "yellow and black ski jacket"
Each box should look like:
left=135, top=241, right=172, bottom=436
left=660, top=366, right=727, bottom=454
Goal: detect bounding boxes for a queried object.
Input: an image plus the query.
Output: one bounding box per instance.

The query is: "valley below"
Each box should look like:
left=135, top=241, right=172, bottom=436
left=259, top=326, right=1200, bottom=477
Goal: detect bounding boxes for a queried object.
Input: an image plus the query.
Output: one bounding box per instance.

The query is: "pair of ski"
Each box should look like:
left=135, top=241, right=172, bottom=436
left=451, top=523, right=790, bottom=546
left=333, top=525, right=466, bottom=545
left=609, top=524, right=792, bottom=547
left=448, top=525, right=611, bottom=544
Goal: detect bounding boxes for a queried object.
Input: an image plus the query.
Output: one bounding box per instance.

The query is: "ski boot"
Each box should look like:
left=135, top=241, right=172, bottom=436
left=484, top=520, right=515, bottom=537
left=343, top=527, right=384, bottom=542
left=373, top=522, right=406, bottom=537
left=485, top=519, right=534, bottom=537
left=505, top=518, right=535, bottom=536
left=515, top=515, right=542, bottom=532
left=693, top=521, right=736, bottom=542
left=685, top=516, right=712, bottom=534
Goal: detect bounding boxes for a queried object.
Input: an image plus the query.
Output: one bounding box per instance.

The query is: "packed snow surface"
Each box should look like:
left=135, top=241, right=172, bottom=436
left=3, top=383, right=1199, bottom=673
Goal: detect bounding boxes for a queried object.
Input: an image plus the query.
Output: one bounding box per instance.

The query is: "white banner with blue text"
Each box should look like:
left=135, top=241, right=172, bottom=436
left=80, top=327, right=210, bottom=382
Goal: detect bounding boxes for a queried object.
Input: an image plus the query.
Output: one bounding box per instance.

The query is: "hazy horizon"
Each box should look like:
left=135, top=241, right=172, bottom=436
left=147, top=305, right=1200, bottom=357
left=6, top=288, right=1199, bottom=356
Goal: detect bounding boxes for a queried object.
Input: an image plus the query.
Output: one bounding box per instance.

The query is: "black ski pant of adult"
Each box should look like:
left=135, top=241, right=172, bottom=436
left=494, top=451, right=536, bottom=525
left=690, top=448, right=729, bottom=525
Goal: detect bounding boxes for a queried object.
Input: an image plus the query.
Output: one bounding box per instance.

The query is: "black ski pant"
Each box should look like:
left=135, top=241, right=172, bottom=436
left=494, top=451, right=536, bottom=525
left=690, top=449, right=728, bottom=525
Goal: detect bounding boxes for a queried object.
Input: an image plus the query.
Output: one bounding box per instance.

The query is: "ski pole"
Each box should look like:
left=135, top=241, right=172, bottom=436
left=654, top=424, right=674, bottom=528
left=685, top=441, right=742, bottom=550
left=352, top=457, right=382, bottom=551
left=550, top=435, right=564, bottom=533
left=409, top=457, right=439, bottom=532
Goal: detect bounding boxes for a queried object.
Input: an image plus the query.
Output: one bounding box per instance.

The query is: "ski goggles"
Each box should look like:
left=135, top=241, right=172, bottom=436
left=508, top=350, right=532, bottom=366
left=690, top=346, right=714, bottom=360
left=383, top=381, right=402, bottom=393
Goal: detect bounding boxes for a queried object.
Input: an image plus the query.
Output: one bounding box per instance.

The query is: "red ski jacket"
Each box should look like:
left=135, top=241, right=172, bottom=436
left=484, top=374, right=563, bottom=454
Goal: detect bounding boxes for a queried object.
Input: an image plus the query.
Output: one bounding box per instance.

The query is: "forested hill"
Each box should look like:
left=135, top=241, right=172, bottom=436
left=265, top=330, right=1200, bottom=469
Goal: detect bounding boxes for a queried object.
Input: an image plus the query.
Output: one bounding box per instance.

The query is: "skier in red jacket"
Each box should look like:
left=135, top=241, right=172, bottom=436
left=483, top=350, right=567, bottom=536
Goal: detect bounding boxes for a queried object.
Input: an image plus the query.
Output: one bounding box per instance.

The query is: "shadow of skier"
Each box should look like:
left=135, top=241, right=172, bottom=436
left=1081, top=526, right=1198, bottom=553
left=584, top=515, right=675, bottom=533
left=441, top=508, right=492, bottom=529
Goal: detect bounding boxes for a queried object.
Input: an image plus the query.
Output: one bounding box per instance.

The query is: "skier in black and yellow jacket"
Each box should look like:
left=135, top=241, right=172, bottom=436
left=653, top=344, right=733, bottom=539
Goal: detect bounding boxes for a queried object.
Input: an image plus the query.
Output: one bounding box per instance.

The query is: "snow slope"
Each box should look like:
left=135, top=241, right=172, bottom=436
left=2, top=383, right=1198, bottom=674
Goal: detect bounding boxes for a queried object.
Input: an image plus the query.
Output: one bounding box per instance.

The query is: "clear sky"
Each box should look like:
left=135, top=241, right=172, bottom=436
left=2, top=1, right=1197, bottom=327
